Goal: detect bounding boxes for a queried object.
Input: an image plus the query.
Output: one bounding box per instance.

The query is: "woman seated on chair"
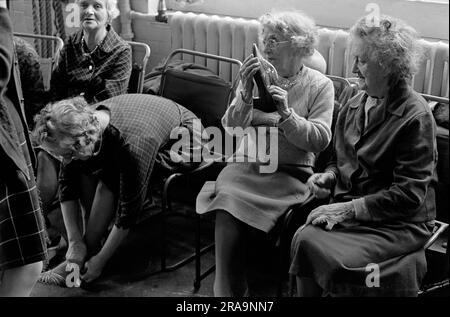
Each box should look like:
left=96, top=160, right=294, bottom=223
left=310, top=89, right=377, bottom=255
left=49, top=0, right=131, bottom=103
left=196, top=11, right=334, bottom=297
left=32, top=94, right=203, bottom=286
left=37, top=0, right=132, bottom=247
left=290, top=15, right=437, bottom=297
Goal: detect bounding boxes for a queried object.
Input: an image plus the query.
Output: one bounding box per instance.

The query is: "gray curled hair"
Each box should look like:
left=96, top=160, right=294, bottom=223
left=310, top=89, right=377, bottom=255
left=31, top=97, right=101, bottom=150
left=259, top=11, right=318, bottom=57
left=76, top=0, right=120, bottom=22
left=350, top=15, right=424, bottom=85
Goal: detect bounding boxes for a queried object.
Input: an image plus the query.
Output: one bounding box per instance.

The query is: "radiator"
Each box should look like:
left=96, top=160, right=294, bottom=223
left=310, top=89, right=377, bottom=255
left=169, top=11, right=449, bottom=97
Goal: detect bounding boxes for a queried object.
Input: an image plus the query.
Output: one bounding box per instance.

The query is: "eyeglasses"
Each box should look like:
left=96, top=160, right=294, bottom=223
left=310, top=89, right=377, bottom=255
left=45, top=133, right=101, bottom=164
left=262, top=38, right=290, bottom=50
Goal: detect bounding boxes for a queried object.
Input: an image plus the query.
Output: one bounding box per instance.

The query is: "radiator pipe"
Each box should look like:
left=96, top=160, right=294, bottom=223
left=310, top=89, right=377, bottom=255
left=118, top=0, right=134, bottom=41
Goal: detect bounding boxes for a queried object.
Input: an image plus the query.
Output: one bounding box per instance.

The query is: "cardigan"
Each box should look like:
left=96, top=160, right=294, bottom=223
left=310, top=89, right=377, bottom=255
left=222, top=66, right=334, bottom=168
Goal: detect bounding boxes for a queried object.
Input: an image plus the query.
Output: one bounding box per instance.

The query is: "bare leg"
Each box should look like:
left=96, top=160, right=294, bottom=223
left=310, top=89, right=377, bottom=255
left=39, top=175, right=106, bottom=285
left=62, top=173, right=98, bottom=266
left=79, top=174, right=98, bottom=234
left=36, top=151, right=59, bottom=216
left=84, top=181, right=116, bottom=256
left=296, top=277, right=322, bottom=297
left=0, top=261, right=43, bottom=296
left=214, top=210, right=248, bottom=297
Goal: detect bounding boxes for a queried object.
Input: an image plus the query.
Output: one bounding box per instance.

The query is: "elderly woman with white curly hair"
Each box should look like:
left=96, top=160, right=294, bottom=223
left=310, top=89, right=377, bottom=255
left=37, top=0, right=132, bottom=251
left=34, top=93, right=204, bottom=286
left=289, top=15, right=437, bottom=297
left=196, top=11, right=334, bottom=296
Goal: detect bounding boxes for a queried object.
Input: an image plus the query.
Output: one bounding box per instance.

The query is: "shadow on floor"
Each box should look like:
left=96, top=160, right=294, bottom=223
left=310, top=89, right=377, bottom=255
left=31, top=199, right=287, bottom=297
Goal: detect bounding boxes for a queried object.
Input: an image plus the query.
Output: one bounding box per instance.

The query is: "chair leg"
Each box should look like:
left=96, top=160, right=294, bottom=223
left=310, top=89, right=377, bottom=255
left=160, top=186, right=170, bottom=271
left=194, top=213, right=202, bottom=290
left=288, top=274, right=296, bottom=297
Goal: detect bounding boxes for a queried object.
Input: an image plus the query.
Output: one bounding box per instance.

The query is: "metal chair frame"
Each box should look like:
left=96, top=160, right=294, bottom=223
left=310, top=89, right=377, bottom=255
left=158, top=48, right=241, bottom=290
left=13, top=32, right=64, bottom=91
left=126, top=40, right=151, bottom=94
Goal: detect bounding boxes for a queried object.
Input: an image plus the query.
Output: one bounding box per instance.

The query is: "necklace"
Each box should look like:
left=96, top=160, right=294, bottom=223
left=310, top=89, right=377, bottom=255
left=81, top=34, right=103, bottom=57
left=274, top=66, right=303, bottom=90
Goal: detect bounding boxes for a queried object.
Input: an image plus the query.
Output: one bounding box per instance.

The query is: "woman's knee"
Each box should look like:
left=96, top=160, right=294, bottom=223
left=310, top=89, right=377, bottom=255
left=215, top=210, right=245, bottom=239
left=36, top=152, right=58, bottom=191
left=37, top=151, right=57, bottom=177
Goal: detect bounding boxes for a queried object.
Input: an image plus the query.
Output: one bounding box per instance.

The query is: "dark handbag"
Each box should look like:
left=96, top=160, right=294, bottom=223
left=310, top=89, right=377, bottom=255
left=160, top=67, right=233, bottom=129
left=252, top=43, right=277, bottom=113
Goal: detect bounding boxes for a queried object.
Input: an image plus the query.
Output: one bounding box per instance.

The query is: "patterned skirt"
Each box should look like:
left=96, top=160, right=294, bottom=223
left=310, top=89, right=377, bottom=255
left=0, top=101, right=48, bottom=271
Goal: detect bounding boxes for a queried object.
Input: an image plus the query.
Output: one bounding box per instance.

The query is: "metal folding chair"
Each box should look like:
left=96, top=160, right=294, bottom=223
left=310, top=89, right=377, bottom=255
left=126, top=41, right=151, bottom=93
left=157, top=48, right=241, bottom=290
left=13, top=32, right=64, bottom=91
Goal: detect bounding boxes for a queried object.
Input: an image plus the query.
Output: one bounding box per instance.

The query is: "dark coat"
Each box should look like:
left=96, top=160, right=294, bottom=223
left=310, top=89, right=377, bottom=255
left=0, top=7, right=47, bottom=270
left=329, top=81, right=437, bottom=223
left=0, top=7, right=35, bottom=177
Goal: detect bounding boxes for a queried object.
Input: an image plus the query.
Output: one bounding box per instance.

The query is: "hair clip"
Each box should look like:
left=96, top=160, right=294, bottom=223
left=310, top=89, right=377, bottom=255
left=382, top=20, right=392, bottom=31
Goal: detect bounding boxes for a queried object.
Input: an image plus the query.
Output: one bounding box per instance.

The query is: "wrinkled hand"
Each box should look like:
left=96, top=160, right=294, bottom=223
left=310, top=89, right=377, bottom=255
left=268, top=85, right=290, bottom=119
left=66, top=240, right=87, bottom=266
left=301, top=201, right=355, bottom=231
left=306, top=172, right=336, bottom=199
left=239, top=55, right=259, bottom=103
left=81, top=254, right=105, bottom=283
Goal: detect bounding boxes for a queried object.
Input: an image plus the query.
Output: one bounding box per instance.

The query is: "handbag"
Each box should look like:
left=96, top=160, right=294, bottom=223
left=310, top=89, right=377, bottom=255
left=252, top=43, right=278, bottom=113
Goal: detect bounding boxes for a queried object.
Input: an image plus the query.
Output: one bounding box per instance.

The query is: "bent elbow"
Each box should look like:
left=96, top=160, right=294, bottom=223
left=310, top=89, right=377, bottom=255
left=308, top=127, right=332, bottom=153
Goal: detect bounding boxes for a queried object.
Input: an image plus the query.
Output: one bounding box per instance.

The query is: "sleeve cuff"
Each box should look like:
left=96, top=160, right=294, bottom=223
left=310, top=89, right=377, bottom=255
left=352, top=198, right=372, bottom=222
left=324, top=169, right=337, bottom=182
left=278, top=109, right=296, bottom=132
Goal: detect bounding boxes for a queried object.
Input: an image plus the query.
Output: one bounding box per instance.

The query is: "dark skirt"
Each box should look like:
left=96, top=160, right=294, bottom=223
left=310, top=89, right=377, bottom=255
left=289, top=221, right=433, bottom=296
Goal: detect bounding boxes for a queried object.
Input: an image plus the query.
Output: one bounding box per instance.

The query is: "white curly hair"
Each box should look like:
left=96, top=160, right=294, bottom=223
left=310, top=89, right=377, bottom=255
left=259, top=11, right=318, bottom=57
left=350, top=15, right=424, bottom=85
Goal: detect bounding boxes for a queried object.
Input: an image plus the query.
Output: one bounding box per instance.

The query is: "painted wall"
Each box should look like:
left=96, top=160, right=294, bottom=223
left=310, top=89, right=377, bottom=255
left=166, top=0, right=449, bottom=41
left=7, top=0, right=34, bottom=34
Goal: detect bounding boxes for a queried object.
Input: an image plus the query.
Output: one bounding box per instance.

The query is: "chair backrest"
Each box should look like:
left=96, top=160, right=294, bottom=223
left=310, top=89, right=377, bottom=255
left=315, top=75, right=357, bottom=173
left=159, top=49, right=241, bottom=131
left=423, top=94, right=449, bottom=223
left=126, top=40, right=151, bottom=93
left=13, top=32, right=64, bottom=91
